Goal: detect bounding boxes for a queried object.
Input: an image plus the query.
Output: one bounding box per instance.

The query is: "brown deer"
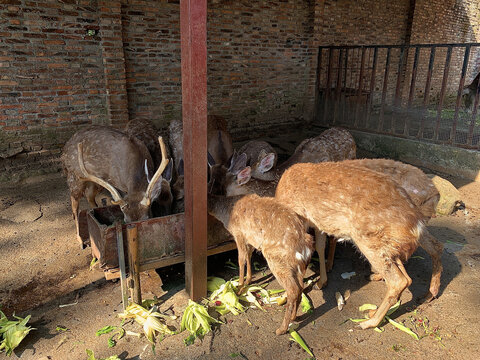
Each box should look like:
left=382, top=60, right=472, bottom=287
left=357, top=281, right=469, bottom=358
left=237, top=140, right=277, bottom=180
left=207, top=193, right=314, bottom=335
left=125, top=118, right=174, bottom=216
left=220, top=127, right=356, bottom=195
left=275, top=162, right=427, bottom=329
left=322, top=158, right=443, bottom=301
left=61, top=126, right=169, bottom=245
left=168, top=115, right=234, bottom=209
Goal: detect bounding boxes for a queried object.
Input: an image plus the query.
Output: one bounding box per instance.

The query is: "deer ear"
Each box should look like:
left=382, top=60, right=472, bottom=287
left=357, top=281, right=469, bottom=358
left=162, top=159, right=173, bottom=183
left=149, top=176, right=164, bottom=202
left=229, top=152, right=247, bottom=175
left=236, top=166, right=251, bottom=186
left=178, top=158, right=184, bottom=176
left=257, top=153, right=276, bottom=173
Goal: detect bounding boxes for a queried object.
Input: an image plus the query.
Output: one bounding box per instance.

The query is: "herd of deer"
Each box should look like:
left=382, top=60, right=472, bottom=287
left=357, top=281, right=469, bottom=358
left=61, top=116, right=443, bottom=335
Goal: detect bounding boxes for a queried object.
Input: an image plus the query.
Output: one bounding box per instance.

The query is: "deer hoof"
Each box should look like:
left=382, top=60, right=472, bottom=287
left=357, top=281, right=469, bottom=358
left=369, top=273, right=383, bottom=281
left=275, top=327, right=287, bottom=336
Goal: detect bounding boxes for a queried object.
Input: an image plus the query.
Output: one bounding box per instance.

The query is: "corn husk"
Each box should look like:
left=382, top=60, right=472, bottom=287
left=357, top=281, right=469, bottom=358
left=180, top=300, right=220, bottom=345
left=86, top=349, right=121, bottom=360
left=289, top=330, right=314, bottom=358
left=118, top=303, right=174, bottom=344
left=301, top=293, right=313, bottom=314
left=0, top=311, right=35, bottom=356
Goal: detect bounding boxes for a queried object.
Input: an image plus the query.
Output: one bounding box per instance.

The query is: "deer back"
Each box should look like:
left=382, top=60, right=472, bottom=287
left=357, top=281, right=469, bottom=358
left=275, top=162, right=424, bottom=261
left=343, top=158, right=439, bottom=220
left=278, top=127, right=356, bottom=171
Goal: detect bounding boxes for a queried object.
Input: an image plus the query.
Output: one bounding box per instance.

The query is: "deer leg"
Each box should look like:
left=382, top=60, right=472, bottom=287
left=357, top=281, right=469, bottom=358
left=326, top=235, right=336, bottom=272
left=418, top=230, right=443, bottom=301
left=70, top=195, right=83, bottom=246
left=237, top=240, right=248, bottom=293
left=359, top=260, right=409, bottom=329
left=245, top=245, right=254, bottom=286
left=314, top=229, right=327, bottom=289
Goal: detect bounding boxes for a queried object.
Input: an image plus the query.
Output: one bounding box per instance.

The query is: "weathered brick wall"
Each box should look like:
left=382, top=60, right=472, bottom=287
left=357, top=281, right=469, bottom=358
left=121, top=0, right=315, bottom=136
left=0, top=0, right=108, bottom=180
left=1, top=0, right=479, bottom=180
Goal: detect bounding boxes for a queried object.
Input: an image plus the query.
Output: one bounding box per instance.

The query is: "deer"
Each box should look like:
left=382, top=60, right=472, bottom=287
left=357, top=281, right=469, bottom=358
left=462, top=71, right=480, bottom=113
left=61, top=126, right=169, bottom=246
left=125, top=118, right=174, bottom=217
left=237, top=140, right=277, bottom=180
left=207, top=193, right=314, bottom=335
left=217, top=127, right=356, bottom=194
left=323, top=159, right=443, bottom=301
left=168, top=115, right=234, bottom=209
left=275, top=162, right=431, bottom=329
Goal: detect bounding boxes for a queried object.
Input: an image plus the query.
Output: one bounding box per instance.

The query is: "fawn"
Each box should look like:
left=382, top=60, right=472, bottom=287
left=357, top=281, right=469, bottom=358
left=207, top=193, right=314, bottom=335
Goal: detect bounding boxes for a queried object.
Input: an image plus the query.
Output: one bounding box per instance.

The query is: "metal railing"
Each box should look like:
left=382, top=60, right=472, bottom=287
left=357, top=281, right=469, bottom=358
left=315, top=43, right=480, bottom=149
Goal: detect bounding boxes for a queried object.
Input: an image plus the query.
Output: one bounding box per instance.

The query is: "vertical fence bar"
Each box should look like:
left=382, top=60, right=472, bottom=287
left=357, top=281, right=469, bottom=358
left=314, top=47, right=323, bottom=123
left=322, top=48, right=334, bottom=125
left=342, top=48, right=349, bottom=122
left=451, top=45, right=470, bottom=143
left=467, top=75, right=480, bottom=147
left=366, top=47, right=378, bottom=130
left=354, top=47, right=366, bottom=127
left=378, top=47, right=391, bottom=132
left=419, top=47, right=435, bottom=138
left=394, top=46, right=406, bottom=108
left=434, top=46, right=452, bottom=141
left=407, top=46, right=420, bottom=108
left=405, top=46, right=420, bottom=136
left=333, top=49, right=343, bottom=125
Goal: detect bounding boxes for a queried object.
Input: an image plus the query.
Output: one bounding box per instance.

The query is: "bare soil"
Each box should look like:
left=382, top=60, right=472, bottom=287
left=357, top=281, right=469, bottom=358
left=1, top=163, right=480, bottom=360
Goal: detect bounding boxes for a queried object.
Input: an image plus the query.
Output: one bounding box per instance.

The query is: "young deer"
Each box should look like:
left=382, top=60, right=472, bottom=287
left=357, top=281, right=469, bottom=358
left=323, top=159, right=443, bottom=301
left=207, top=193, right=314, bottom=335
left=237, top=140, right=277, bottom=180
left=275, top=162, right=426, bottom=329
left=220, top=127, right=356, bottom=196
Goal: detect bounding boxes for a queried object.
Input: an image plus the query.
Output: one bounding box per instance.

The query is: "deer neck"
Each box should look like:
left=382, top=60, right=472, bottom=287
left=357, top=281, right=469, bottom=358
left=207, top=195, right=242, bottom=229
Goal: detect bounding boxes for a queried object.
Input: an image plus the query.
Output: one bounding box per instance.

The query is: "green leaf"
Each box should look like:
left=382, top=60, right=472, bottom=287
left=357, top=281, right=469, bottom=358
left=95, top=325, right=116, bottom=336
left=56, top=326, right=68, bottom=332
left=289, top=330, right=314, bottom=358
left=386, top=300, right=401, bottom=316
left=359, top=304, right=377, bottom=312
left=89, top=257, right=98, bottom=270
left=183, top=334, right=195, bottom=346
left=86, top=349, right=96, bottom=360
left=385, top=316, right=419, bottom=340
left=207, top=277, right=226, bottom=293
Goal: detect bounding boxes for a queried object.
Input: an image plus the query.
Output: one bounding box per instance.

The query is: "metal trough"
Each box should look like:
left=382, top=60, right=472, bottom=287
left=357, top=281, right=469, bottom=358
left=86, top=205, right=236, bottom=276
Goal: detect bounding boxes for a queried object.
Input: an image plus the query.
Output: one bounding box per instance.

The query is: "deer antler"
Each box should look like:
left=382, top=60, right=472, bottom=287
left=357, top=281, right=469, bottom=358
left=141, top=136, right=169, bottom=206
left=77, top=142, right=125, bottom=204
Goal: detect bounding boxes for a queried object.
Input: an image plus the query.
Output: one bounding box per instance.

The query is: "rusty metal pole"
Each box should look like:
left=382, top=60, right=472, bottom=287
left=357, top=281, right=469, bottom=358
left=180, top=0, right=207, bottom=301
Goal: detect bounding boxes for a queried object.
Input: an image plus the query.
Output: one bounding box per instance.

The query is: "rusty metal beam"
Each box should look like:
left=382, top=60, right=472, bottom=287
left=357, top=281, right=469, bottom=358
left=451, top=45, right=470, bottom=143
left=180, top=0, right=207, bottom=301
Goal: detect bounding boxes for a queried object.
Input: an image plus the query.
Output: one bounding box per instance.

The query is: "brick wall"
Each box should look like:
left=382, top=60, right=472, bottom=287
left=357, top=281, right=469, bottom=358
left=1, top=0, right=479, bottom=180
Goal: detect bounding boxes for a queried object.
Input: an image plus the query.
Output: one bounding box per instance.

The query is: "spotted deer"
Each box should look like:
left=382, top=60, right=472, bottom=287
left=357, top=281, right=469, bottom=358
left=219, top=127, right=356, bottom=196
left=125, top=118, right=174, bottom=216
left=275, top=162, right=429, bottom=329
left=61, top=126, right=169, bottom=246
left=323, top=158, right=443, bottom=301
left=207, top=193, right=314, bottom=335
left=237, top=140, right=277, bottom=180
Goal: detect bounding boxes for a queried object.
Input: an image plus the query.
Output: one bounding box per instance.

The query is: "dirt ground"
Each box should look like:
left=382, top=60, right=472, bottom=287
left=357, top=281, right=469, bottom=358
left=1, top=148, right=480, bottom=359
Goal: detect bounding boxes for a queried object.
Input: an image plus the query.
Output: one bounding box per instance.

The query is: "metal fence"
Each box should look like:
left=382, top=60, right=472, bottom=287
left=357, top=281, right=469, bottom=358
left=315, top=43, right=480, bottom=149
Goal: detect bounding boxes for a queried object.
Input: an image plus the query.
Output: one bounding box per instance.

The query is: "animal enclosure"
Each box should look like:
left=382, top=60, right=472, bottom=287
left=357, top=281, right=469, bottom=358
left=316, top=43, right=480, bottom=149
